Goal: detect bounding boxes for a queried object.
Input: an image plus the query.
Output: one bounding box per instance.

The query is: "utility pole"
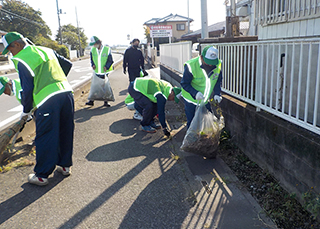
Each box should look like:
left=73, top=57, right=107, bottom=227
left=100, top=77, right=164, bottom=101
left=200, top=0, right=208, bottom=39
left=226, top=0, right=239, bottom=37
left=187, top=0, right=190, bottom=33
left=56, top=0, right=62, bottom=44
left=75, top=7, right=82, bottom=57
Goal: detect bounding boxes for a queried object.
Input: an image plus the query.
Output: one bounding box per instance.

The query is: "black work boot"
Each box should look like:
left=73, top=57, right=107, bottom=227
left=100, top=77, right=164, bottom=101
left=104, top=101, right=111, bottom=107
left=85, top=100, right=94, bottom=106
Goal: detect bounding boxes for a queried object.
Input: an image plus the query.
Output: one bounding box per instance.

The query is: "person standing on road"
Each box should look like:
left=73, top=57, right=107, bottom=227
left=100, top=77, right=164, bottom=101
left=2, top=32, right=74, bottom=186
left=128, top=77, right=181, bottom=137
left=85, top=36, right=114, bottom=107
left=123, top=38, right=145, bottom=121
left=0, top=76, right=22, bottom=103
left=123, top=38, right=145, bottom=82
left=181, top=45, right=223, bottom=128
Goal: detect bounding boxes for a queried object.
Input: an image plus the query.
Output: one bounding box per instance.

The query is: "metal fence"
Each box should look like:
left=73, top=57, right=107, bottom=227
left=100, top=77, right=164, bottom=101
left=160, top=41, right=192, bottom=73
left=160, top=39, right=320, bottom=135
left=256, top=0, right=320, bottom=25
left=204, top=38, right=320, bottom=135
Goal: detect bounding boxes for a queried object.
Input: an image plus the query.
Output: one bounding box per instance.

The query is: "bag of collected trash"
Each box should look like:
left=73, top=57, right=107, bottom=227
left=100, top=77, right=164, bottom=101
left=180, top=103, right=224, bottom=158
left=88, top=72, right=115, bottom=102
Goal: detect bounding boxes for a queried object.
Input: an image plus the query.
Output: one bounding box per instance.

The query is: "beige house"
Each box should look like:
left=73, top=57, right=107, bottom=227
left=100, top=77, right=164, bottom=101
left=144, top=13, right=193, bottom=42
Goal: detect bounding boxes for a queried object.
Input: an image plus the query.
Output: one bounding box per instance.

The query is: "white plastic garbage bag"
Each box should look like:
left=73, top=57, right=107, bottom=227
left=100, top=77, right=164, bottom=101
left=180, top=104, right=225, bottom=158
left=88, top=72, right=115, bottom=102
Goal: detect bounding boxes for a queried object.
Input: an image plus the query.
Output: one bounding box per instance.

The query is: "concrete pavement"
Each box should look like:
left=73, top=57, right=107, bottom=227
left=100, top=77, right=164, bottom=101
left=0, top=60, right=276, bottom=228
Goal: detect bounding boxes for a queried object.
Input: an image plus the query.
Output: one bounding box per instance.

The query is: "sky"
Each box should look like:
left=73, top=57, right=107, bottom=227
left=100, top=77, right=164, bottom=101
left=22, top=0, right=227, bottom=46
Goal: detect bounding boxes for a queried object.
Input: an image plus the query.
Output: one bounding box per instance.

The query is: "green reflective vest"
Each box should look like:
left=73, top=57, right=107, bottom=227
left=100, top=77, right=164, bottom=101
left=12, top=45, right=73, bottom=108
left=12, top=79, right=22, bottom=104
left=133, top=78, right=172, bottom=103
left=125, top=94, right=134, bottom=105
left=91, top=46, right=112, bottom=74
left=181, top=56, right=221, bottom=105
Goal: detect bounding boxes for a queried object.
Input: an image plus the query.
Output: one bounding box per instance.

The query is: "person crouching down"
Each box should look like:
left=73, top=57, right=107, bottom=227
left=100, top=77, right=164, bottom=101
left=0, top=76, right=22, bottom=103
left=128, top=78, right=181, bottom=137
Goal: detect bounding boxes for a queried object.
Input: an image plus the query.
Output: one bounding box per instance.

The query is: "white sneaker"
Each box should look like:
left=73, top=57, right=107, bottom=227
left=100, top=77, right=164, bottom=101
left=28, top=174, right=49, bottom=186
left=56, top=166, right=71, bottom=176
left=133, top=111, right=143, bottom=121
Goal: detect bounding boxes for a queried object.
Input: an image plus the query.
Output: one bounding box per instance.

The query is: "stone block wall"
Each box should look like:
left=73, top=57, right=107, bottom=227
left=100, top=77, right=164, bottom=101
left=160, top=64, right=320, bottom=203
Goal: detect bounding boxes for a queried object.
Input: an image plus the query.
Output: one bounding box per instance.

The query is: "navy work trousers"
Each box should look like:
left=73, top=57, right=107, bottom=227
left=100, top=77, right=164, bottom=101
left=183, top=98, right=212, bottom=128
left=128, top=68, right=140, bottom=82
left=128, top=82, right=157, bottom=127
left=34, top=92, right=74, bottom=178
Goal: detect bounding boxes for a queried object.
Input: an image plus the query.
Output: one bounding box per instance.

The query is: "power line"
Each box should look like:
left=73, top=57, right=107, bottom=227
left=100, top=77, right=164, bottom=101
left=0, top=7, right=44, bottom=26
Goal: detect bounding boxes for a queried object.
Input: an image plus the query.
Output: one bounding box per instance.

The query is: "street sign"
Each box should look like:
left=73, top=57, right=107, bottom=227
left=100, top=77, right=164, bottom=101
left=150, top=25, right=172, bottom=38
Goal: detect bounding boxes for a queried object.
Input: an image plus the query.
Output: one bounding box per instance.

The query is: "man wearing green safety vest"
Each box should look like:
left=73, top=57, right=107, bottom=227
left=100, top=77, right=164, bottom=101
left=128, top=78, right=181, bottom=136
left=181, top=45, right=223, bottom=128
left=0, top=76, right=22, bottom=103
left=86, top=36, right=114, bottom=107
left=2, top=32, right=74, bottom=186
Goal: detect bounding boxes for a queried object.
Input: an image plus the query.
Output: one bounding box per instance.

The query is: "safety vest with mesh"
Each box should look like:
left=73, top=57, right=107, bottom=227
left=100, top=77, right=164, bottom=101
left=181, top=56, right=221, bottom=105
left=125, top=94, right=134, bottom=106
left=11, top=45, right=73, bottom=108
left=91, top=46, right=112, bottom=74
left=12, top=79, right=22, bottom=104
left=133, top=78, right=172, bottom=103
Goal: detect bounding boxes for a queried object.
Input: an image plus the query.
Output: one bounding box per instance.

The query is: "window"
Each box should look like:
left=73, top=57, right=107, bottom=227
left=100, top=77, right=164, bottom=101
left=176, top=24, right=185, bottom=31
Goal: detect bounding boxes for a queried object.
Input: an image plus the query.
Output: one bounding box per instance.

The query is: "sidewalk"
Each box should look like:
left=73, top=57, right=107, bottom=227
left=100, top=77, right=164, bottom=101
left=0, top=65, right=276, bottom=228
left=0, top=61, right=15, bottom=75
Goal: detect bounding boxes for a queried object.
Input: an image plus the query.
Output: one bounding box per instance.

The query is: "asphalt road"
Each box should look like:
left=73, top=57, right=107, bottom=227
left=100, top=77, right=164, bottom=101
left=0, top=53, right=122, bottom=131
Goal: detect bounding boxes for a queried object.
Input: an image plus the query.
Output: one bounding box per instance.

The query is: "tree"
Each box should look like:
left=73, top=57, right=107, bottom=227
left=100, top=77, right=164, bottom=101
left=56, top=24, right=87, bottom=54
left=144, top=26, right=151, bottom=43
left=0, top=0, right=51, bottom=39
left=33, top=34, right=69, bottom=59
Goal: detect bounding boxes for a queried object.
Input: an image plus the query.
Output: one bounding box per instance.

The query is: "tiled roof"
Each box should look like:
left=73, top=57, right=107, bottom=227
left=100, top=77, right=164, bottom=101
left=144, top=13, right=193, bottom=25
left=181, top=21, right=225, bottom=37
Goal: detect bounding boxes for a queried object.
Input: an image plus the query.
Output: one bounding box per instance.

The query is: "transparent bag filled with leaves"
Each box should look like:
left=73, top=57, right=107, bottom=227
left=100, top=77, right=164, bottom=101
left=180, top=104, right=225, bottom=158
left=88, top=71, right=115, bottom=101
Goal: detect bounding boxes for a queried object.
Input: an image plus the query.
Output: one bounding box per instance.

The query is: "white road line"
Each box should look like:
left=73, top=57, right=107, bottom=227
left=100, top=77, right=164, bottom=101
left=0, top=113, right=21, bottom=129
left=8, top=105, right=23, bottom=112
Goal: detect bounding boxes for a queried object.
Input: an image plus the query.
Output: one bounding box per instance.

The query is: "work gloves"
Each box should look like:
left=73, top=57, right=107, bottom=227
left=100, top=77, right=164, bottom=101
left=214, top=95, right=222, bottom=104
left=20, top=111, right=32, bottom=122
left=163, top=127, right=170, bottom=137
left=196, top=92, right=222, bottom=104
left=195, top=92, right=204, bottom=100
left=123, top=69, right=126, bottom=74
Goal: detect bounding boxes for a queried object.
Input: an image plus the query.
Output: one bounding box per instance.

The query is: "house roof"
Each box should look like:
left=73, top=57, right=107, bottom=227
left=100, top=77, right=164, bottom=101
left=144, top=13, right=193, bottom=25
left=181, top=21, right=225, bottom=38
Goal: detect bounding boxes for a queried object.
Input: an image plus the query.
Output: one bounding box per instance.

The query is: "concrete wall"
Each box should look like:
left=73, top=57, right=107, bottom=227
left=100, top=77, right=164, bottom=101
left=160, top=63, right=320, bottom=203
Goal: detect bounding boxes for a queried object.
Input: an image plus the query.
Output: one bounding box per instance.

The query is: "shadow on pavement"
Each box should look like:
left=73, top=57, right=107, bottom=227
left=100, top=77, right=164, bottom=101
left=57, top=122, right=195, bottom=228
left=0, top=173, right=65, bottom=224
left=118, top=89, right=128, bottom=96
left=109, top=119, right=140, bottom=137
left=59, top=119, right=243, bottom=228
left=74, top=101, right=125, bottom=123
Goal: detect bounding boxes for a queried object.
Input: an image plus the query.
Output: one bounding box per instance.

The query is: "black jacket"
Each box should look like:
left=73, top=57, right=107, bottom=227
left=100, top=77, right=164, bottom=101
left=123, top=46, right=144, bottom=71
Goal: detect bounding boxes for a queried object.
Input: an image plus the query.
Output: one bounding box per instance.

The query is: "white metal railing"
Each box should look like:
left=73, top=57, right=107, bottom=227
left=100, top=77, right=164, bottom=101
left=160, top=39, right=320, bottom=135
left=256, top=0, right=320, bottom=25
left=203, top=38, right=320, bottom=135
left=160, top=41, right=192, bottom=73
